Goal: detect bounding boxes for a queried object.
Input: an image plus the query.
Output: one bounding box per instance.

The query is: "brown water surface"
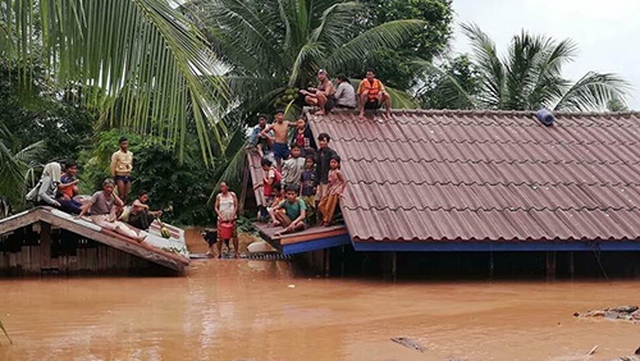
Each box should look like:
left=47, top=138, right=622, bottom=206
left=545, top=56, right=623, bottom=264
left=0, top=234, right=638, bottom=361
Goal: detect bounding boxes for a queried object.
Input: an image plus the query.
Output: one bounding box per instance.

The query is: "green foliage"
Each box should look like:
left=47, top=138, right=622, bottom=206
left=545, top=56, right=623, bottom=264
left=451, top=23, right=630, bottom=111
left=0, top=64, right=95, bottom=164
left=359, top=0, right=453, bottom=90
left=417, top=55, right=480, bottom=109
left=2, top=0, right=230, bottom=163
left=189, top=0, right=427, bottom=118
left=78, top=130, right=216, bottom=226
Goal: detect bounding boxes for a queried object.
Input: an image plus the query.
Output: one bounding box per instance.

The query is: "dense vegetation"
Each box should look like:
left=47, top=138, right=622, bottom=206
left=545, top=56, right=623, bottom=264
left=0, top=0, right=630, bottom=226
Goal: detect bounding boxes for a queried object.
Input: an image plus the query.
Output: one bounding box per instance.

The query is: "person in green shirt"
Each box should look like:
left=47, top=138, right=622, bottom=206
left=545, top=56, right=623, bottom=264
left=271, top=186, right=307, bottom=237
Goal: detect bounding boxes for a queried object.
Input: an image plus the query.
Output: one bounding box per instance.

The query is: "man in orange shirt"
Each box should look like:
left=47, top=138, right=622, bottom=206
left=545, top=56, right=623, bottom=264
left=357, top=69, right=391, bottom=118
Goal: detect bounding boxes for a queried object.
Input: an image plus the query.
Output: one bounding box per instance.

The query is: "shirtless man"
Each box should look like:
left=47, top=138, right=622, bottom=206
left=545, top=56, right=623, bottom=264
left=261, top=109, right=296, bottom=168
left=300, top=69, right=335, bottom=115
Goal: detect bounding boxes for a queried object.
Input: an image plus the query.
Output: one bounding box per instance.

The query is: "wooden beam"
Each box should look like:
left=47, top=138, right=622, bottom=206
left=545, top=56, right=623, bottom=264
left=40, top=222, right=52, bottom=270
left=239, top=162, right=250, bottom=214
left=0, top=209, right=41, bottom=237
left=546, top=251, right=557, bottom=280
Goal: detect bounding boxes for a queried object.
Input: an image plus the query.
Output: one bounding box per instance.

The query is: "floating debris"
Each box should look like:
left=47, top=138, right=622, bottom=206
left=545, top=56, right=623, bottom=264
left=390, top=336, right=426, bottom=353
left=574, top=305, right=640, bottom=323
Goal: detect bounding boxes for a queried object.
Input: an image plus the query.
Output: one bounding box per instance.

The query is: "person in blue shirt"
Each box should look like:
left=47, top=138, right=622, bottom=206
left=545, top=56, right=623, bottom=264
left=247, top=114, right=274, bottom=159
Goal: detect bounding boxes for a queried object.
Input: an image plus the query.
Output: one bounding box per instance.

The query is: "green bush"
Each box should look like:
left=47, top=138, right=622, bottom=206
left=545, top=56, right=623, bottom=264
left=78, top=130, right=216, bottom=226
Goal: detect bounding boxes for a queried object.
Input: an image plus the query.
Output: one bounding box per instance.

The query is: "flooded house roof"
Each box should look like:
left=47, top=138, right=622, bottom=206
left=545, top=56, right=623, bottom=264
left=0, top=207, right=190, bottom=271
left=307, top=109, right=640, bottom=244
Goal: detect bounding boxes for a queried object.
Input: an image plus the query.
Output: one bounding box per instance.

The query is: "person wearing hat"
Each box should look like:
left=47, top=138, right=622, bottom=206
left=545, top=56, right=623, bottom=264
left=299, top=69, right=335, bottom=115
left=334, top=74, right=357, bottom=109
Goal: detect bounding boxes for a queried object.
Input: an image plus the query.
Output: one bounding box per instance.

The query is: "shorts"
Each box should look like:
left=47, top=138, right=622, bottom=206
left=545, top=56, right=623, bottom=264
left=325, top=95, right=336, bottom=111
left=364, top=99, right=380, bottom=110
left=273, top=142, right=290, bottom=161
left=115, top=175, right=131, bottom=183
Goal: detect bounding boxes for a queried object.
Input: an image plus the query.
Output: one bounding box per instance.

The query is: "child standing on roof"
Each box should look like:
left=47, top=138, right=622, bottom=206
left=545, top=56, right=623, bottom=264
left=300, top=156, right=317, bottom=224
left=282, top=144, right=306, bottom=193
left=261, top=109, right=296, bottom=169
left=290, top=117, right=316, bottom=157
left=315, top=132, right=338, bottom=215
left=318, top=155, right=346, bottom=226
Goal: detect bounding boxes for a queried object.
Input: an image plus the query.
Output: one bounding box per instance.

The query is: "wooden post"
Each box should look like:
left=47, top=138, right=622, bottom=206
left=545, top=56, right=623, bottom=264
left=340, top=246, right=345, bottom=277
left=568, top=251, right=575, bottom=278
left=391, top=251, right=397, bottom=281
left=546, top=251, right=557, bottom=280
left=489, top=250, right=495, bottom=278
left=40, top=222, right=52, bottom=270
left=239, top=162, right=250, bottom=214
left=324, top=248, right=330, bottom=277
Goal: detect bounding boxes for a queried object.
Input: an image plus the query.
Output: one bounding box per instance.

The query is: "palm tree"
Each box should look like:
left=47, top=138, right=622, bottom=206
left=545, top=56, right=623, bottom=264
left=0, top=123, right=43, bottom=209
left=424, top=23, right=629, bottom=111
left=1, top=0, right=229, bottom=162
left=188, top=0, right=427, bottom=115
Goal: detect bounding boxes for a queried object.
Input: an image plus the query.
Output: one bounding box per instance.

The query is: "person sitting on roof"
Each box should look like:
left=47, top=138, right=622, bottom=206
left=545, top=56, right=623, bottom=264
left=247, top=113, right=274, bottom=160
left=318, top=155, right=346, bottom=227
left=334, top=74, right=357, bottom=110
left=253, top=158, right=282, bottom=222
left=290, top=117, right=316, bottom=157
left=299, top=69, right=335, bottom=115
left=261, top=109, right=296, bottom=169
left=357, top=69, right=391, bottom=118
left=271, top=186, right=308, bottom=237
left=78, top=178, right=146, bottom=242
left=57, top=160, right=83, bottom=215
left=26, top=162, right=63, bottom=209
left=126, top=190, right=163, bottom=231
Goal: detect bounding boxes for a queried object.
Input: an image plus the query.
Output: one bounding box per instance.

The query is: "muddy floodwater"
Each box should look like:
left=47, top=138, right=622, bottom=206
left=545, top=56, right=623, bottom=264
left=0, top=234, right=638, bottom=361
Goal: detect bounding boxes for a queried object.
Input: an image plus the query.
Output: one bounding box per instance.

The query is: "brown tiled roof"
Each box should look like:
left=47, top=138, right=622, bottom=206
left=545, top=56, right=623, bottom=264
left=307, top=109, right=640, bottom=243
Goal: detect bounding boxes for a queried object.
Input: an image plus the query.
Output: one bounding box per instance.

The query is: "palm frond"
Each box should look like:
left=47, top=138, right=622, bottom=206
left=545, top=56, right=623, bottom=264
left=385, top=87, right=420, bottom=109
left=414, top=59, right=478, bottom=109
left=553, top=72, right=631, bottom=112
left=310, top=2, right=360, bottom=48
left=461, top=22, right=505, bottom=108
left=207, top=128, right=247, bottom=205
left=288, top=42, right=324, bottom=87
left=325, top=19, right=427, bottom=74
left=5, top=0, right=229, bottom=163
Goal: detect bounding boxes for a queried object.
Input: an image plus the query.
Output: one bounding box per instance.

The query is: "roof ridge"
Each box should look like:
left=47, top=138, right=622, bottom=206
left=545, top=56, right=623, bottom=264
left=305, top=108, right=640, bottom=118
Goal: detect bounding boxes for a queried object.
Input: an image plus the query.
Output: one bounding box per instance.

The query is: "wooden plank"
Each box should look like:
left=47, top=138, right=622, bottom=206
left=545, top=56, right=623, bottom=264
left=40, top=222, right=52, bottom=269
left=281, top=228, right=349, bottom=245
left=0, top=209, right=41, bottom=237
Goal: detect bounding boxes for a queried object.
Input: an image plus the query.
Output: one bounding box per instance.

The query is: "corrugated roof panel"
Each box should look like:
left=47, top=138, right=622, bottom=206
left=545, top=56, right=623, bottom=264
left=307, top=109, right=640, bottom=243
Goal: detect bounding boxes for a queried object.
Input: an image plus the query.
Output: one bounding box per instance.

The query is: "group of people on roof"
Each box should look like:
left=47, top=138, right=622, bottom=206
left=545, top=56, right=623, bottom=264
left=26, top=137, right=162, bottom=242
left=246, top=108, right=347, bottom=238
left=295, top=68, right=392, bottom=117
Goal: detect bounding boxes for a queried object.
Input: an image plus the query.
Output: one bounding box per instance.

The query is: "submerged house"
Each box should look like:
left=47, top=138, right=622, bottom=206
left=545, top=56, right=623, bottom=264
left=0, top=207, right=190, bottom=275
left=246, top=109, right=640, bottom=276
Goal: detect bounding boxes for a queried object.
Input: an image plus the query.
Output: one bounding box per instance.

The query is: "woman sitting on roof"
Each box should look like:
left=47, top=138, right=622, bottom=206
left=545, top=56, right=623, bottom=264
left=77, top=178, right=146, bottom=242
left=26, top=162, right=63, bottom=209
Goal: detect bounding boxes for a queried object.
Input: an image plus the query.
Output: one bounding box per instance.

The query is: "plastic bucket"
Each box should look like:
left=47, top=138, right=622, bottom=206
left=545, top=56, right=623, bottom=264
left=219, top=222, right=234, bottom=240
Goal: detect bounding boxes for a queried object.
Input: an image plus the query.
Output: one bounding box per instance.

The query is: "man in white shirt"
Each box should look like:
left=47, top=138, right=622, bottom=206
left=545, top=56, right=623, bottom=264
left=333, top=74, right=357, bottom=109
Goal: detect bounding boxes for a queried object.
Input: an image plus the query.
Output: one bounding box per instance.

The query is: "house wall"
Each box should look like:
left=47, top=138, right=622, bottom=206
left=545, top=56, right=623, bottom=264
left=0, top=225, right=169, bottom=276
